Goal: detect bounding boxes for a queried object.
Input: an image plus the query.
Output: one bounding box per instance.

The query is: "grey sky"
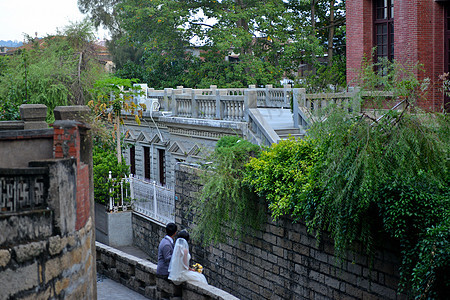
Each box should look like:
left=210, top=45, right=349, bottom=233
left=0, top=0, right=107, bottom=41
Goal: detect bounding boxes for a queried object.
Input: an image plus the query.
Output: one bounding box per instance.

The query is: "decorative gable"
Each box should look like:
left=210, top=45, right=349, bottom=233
left=168, top=141, right=186, bottom=156
left=124, top=130, right=137, bottom=142
left=136, top=132, right=151, bottom=143
left=188, top=144, right=202, bottom=157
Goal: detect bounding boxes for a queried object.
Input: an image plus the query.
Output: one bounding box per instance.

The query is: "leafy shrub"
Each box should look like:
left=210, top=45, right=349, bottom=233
left=93, top=141, right=130, bottom=205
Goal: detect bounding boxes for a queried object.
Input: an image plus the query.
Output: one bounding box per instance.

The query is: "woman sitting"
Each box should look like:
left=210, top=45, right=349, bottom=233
left=168, top=230, right=208, bottom=285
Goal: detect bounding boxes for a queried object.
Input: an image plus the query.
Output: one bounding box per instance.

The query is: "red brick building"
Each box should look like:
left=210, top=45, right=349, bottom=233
left=347, top=0, right=450, bottom=112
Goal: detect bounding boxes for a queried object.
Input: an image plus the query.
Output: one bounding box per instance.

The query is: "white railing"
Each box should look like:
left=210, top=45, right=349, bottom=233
left=128, top=174, right=175, bottom=225
left=107, top=171, right=132, bottom=212
left=106, top=172, right=175, bottom=225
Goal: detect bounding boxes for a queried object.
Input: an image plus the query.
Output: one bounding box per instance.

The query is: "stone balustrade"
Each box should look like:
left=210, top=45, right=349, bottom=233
left=96, top=242, right=239, bottom=300
left=135, top=85, right=392, bottom=128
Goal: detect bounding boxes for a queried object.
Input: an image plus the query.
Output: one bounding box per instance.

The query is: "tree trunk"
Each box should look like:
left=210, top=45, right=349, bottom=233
left=310, top=0, right=318, bottom=73
left=116, top=115, right=122, bottom=164
left=327, top=0, right=335, bottom=66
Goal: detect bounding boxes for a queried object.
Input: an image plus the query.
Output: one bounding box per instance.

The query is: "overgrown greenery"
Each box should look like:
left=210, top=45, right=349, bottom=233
left=88, top=76, right=144, bottom=162
left=198, top=60, right=449, bottom=298
left=0, top=21, right=106, bottom=122
left=191, top=136, right=265, bottom=245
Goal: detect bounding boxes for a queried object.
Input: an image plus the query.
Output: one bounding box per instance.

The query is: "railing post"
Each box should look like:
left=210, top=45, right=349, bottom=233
left=191, top=90, right=198, bottom=118
left=172, top=92, right=178, bottom=116
left=129, top=174, right=134, bottom=200
left=244, top=89, right=257, bottom=122
left=153, top=181, right=158, bottom=217
left=293, top=88, right=300, bottom=128
left=351, top=87, right=361, bottom=113
left=216, top=89, right=222, bottom=119
left=108, top=171, right=113, bottom=212
left=284, top=84, right=291, bottom=107
left=265, top=84, right=273, bottom=106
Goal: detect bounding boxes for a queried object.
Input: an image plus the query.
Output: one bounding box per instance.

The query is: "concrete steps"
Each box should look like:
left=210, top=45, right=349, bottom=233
left=257, top=108, right=304, bottom=141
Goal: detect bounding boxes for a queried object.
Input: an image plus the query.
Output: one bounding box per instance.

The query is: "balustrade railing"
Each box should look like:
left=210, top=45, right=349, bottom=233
left=133, top=84, right=393, bottom=135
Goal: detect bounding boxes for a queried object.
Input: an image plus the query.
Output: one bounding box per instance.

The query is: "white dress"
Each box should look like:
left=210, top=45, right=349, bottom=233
left=168, top=238, right=208, bottom=285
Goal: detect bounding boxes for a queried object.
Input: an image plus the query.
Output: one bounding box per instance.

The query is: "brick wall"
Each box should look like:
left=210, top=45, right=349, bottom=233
left=172, top=164, right=407, bottom=300
left=346, top=0, right=446, bottom=112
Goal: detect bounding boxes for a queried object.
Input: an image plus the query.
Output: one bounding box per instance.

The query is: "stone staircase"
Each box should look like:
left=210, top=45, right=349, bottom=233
left=258, top=108, right=305, bottom=141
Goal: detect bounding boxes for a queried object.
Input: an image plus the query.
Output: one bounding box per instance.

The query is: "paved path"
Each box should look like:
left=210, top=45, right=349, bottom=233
left=97, top=245, right=152, bottom=299
left=97, top=274, right=149, bottom=300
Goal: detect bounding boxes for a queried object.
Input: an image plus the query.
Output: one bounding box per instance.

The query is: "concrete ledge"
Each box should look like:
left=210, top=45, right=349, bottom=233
left=96, top=242, right=239, bottom=300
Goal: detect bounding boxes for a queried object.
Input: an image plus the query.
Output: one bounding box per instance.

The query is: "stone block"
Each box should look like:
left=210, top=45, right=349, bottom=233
left=0, top=249, right=11, bottom=267
left=156, top=277, right=182, bottom=296
left=49, top=235, right=65, bottom=255
left=54, top=106, right=91, bottom=122
left=55, top=278, right=71, bottom=295
left=145, top=285, right=157, bottom=299
left=16, top=286, right=54, bottom=300
left=0, top=262, right=39, bottom=299
left=116, top=260, right=134, bottom=276
left=14, top=241, right=46, bottom=262
left=20, top=104, right=47, bottom=121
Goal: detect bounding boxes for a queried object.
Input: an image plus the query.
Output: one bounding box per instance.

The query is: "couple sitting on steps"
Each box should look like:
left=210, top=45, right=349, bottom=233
left=156, top=223, right=208, bottom=285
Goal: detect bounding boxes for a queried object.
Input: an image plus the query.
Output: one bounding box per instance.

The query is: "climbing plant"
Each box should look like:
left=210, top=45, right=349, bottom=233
left=191, top=136, right=265, bottom=245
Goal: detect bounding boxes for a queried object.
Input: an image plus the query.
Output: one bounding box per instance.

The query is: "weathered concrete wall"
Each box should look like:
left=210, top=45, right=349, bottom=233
left=95, top=202, right=133, bottom=247
left=96, top=242, right=239, bottom=300
left=0, top=129, right=53, bottom=168
left=0, top=160, right=96, bottom=300
left=166, top=164, right=405, bottom=299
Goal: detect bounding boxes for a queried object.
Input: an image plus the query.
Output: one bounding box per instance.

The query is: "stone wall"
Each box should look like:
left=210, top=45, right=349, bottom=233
left=171, top=164, right=406, bottom=300
left=0, top=218, right=95, bottom=300
left=96, top=242, right=239, bottom=300
left=0, top=105, right=96, bottom=300
left=132, top=213, right=166, bottom=262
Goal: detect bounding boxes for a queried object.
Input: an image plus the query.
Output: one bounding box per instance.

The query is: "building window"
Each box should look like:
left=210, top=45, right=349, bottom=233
left=374, top=0, right=394, bottom=63
left=130, top=146, right=136, bottom=175
left=143, top=146, right=150, bottom=180
left=158, top=149, right=166, bottom=186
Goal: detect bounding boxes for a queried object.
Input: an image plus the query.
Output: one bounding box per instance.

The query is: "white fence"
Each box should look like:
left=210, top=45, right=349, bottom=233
left=107, top=172, right=175, bottom=225
left=128, top=175, right=175, bottom=225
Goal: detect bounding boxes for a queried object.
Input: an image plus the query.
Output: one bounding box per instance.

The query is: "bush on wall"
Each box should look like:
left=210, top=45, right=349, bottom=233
left=93, top=139, right=130, bottom=206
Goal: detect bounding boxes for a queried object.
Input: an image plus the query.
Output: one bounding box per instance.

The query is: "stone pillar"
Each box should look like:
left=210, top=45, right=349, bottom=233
left=20, top=104, right=48, bottom=130
left=244, top=90, right=257, bottom=122
left=52, top=105, right=96, bottom=299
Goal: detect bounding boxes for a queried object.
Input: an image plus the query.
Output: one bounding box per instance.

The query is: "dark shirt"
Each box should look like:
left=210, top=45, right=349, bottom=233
left=156, top=236, right=174, bottom=276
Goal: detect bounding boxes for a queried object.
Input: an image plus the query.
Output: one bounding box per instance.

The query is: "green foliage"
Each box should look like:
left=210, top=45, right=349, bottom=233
left=244, top=56, right=450, bottom=297
left=192, top=136, right=264, bottom=245
left=297, top=55, right=347, bottom=92
left=244, top=137, right=318, bottom=220
left=93, top=140, right=130, bottom=205
left=0, top=21, right=106, bottom=122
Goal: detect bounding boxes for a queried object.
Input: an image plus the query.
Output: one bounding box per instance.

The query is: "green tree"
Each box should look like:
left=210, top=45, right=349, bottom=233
left=88, top=76, right=144, bottom=163
left=0, top=21, right=106, bottom=122
left=81, top=0, right=345, bottom=88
